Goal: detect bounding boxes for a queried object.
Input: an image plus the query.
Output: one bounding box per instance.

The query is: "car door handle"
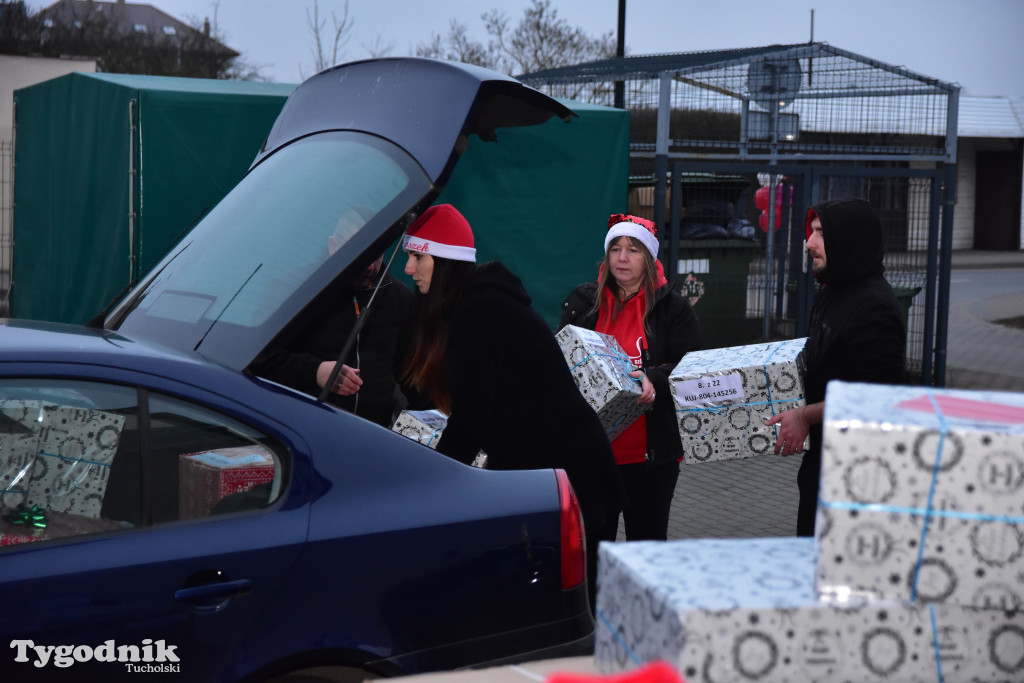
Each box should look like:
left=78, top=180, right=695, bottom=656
left=175, top=579, right=253, bottom=614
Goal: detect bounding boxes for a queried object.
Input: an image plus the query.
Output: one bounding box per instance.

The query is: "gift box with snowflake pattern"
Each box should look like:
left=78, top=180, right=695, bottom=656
left=556, top=325, right=648, bottom=442
left=669, top=338, right=806, bottom=463
left=595, top=537, right=1024, bottom=682
left=816, top=380, right=1024, bottom=611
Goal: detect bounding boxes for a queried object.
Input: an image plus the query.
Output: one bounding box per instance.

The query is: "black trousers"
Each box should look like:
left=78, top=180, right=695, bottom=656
left=796, top=449, right=819, bottom=537
left=618, top=459, right=680, bottom=542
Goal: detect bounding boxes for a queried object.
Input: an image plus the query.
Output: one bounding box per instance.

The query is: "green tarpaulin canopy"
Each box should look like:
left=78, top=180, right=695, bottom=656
left=13, top=72, right=628, bottom=329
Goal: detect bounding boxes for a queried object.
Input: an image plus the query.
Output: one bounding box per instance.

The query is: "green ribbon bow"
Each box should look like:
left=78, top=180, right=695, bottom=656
left=4, top=504, right=47, bottom=529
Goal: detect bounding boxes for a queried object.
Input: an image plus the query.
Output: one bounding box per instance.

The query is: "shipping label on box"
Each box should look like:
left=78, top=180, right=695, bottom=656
left=21, top=404, right=124, bottom=518
left=669, top=338, right=807, bottom=463
left=391, top=410, right=487, bottom=468
left=817, top=380, right=1024, bottom=611
left=179, top=446, right=276, bottom=520
left=556, top=325, right=647, bottom=442
left=595, top=537, right=1024, bottom=682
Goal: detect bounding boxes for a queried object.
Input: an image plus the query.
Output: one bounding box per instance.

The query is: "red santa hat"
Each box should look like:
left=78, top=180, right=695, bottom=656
left=402, top=204, right=476, bottom=263
left=604, top=213, right=659, bottom=259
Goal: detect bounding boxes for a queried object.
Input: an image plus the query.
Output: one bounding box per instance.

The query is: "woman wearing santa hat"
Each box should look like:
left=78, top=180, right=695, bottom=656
left=559, top=214, right=701, bottom=541
left=401, top=203, right=623, bottom=604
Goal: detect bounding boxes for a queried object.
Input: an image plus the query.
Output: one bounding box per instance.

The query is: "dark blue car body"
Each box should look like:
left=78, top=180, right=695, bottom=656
left=0, top=58, right=592, bottom=682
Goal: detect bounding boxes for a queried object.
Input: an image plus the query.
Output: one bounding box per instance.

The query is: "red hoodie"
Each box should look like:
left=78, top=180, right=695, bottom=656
left=595, top=261, right=669, bottom=465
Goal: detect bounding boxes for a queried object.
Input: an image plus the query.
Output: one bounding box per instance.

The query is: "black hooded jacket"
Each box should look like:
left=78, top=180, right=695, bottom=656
left=803, top=197, right=907, bottom=455
left=437, top=261, right=624, bottom=535
left=255, top=273, right=417, bottom=427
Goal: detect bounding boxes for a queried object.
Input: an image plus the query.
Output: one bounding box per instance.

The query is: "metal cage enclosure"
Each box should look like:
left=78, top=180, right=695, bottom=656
left=520, top=42, right=960, bottom=386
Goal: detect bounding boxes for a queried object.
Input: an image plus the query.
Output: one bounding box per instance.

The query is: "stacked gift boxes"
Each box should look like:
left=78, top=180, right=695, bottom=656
left=555, top=325, right=647, bottom=441
left=669, top=338, right=807, bottom=463
left=816, top=380, right=1024, bottom=610
left=595, top=537, right=1024, bottom=682
left=595, top=381, right=1024, bottom=681
left=179, top=446, right=276, bottom=519
left=391, top=410, right=487, bottom=468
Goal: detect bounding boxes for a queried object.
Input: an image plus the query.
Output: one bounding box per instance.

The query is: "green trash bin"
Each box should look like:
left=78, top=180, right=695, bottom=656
left=675, top=239, right=761, bottom=350
left=892, top=285, right=922, bottom=330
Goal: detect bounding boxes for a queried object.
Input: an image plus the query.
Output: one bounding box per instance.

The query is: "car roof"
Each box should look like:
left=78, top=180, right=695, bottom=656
left=0, top=319, right=237, bottom=385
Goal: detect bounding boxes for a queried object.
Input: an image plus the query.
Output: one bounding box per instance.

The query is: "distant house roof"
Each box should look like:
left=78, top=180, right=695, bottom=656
left=36, top=0, right=238, bottom=58
left=958, top=96, right=1024, bottom=138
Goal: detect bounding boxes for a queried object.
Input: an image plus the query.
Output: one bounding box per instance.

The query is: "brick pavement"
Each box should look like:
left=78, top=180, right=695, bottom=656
left=615, top=454, right=802, bottom=541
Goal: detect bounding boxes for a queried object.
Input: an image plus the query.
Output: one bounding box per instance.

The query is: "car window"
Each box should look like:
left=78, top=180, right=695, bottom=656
left=108, top=130, right=431, bottom=369
left=0, top=380, right=288, bottom=548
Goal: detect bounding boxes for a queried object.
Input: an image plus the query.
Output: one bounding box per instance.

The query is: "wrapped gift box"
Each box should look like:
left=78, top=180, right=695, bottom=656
left=595, top=537, right=1024, bottom=682
left=179, top=446, right=276, bottom=519
left=391, top=410, right=487, bottom=468
left=0, top=400, right=43, bottom=510
left=392, top=409, right=449, bottom=448
left=13, top=404, right=125, bottom=518
left=555, top=325, right=647, bottom=442
left=669, top=338, right=807, bottom=463
left=817, top=380, right=1024, bottom=610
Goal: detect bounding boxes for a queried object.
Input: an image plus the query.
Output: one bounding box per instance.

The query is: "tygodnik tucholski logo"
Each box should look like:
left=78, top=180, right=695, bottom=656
left=10, top=639, right=180, bottom=672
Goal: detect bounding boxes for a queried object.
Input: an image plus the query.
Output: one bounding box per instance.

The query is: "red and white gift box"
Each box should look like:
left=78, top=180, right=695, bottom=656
left=179, top=446, right=275, bottom=520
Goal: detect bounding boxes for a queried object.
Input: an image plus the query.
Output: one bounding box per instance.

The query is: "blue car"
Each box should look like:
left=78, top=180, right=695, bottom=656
left=0, top=58, right=592, bottom=682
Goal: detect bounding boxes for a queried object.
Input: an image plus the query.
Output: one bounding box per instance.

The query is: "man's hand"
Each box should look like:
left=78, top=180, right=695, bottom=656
left=764, top=402, right=824, bottom=455
left=317, top=361, right=363, bottom=396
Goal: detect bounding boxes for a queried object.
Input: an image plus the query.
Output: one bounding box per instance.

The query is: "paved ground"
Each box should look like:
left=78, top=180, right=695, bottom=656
left=634, top=249, right=1024, bottom=542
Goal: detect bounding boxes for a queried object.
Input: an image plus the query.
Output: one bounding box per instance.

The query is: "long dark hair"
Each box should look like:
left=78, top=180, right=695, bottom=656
left=403, top=257, right=477, bottom=414
left=588, top=235, right=660, bottom=334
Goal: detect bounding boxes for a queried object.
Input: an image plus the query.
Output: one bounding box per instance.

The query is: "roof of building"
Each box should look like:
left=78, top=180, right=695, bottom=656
left=518, top=42, right=956, bottom=95
left=37, top=0, right=238, bottom=57
left=958, top=96, right=1024, bottom=138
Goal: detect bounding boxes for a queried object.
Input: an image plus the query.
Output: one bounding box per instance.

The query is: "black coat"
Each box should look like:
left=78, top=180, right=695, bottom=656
left=558, top=280, right=702, bottom=463
left=436, top=262, right=623, bottom=535
left=803, top=198, right=908, bottom=455
left=254, top=274, right=418, bottom=427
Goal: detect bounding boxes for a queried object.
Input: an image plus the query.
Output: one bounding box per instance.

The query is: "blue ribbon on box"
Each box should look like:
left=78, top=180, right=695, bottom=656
left=37, top=450, right=112, bottom=469
left=762, top=342, right=784, bottom=439
left=596, top=608, right=643, bottom=667
left=818, top=389, right=1024, bottom=609
left=424, top=428, right=443, bottom=447
left=676, top=396, right=804, bottom=416
left=570, top=351, right=642, bottom=383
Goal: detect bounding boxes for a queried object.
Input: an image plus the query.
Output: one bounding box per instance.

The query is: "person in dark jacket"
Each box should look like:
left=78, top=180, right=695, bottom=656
left=559, top=213, right=701, bottom=541
left=401, top=204, right=623, bottom=605
left=253, top=206, right=422, bottom=428
left=765, top=197, right=906, bottom=536
left=255, top=257, right=417, bottom=428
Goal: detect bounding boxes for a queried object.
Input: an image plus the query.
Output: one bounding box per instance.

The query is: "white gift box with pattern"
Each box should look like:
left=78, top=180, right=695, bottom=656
left=595, top=537, right=1024, bottom=682
left=668, top=338, right=807, bottom=463
left=555, top=325, right=647, bottom=442
left=0, top=400, right=125, bottom=518
left=392, top=409, right=449, bottom=449
left=817, top=380, right=1024, bottom=610
left=391, top=410, right=487, bottom=468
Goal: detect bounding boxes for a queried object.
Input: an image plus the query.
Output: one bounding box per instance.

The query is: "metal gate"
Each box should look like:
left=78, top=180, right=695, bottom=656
left=647, top=161, right=946, bottom=386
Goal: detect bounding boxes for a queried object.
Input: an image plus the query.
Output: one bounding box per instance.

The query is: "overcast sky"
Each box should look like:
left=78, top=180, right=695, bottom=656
left=29, top=0, right=1024, bottom=98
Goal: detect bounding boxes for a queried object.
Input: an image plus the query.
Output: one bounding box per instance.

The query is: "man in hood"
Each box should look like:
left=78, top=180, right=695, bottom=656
left=766, top=197, right=907, bottom=536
